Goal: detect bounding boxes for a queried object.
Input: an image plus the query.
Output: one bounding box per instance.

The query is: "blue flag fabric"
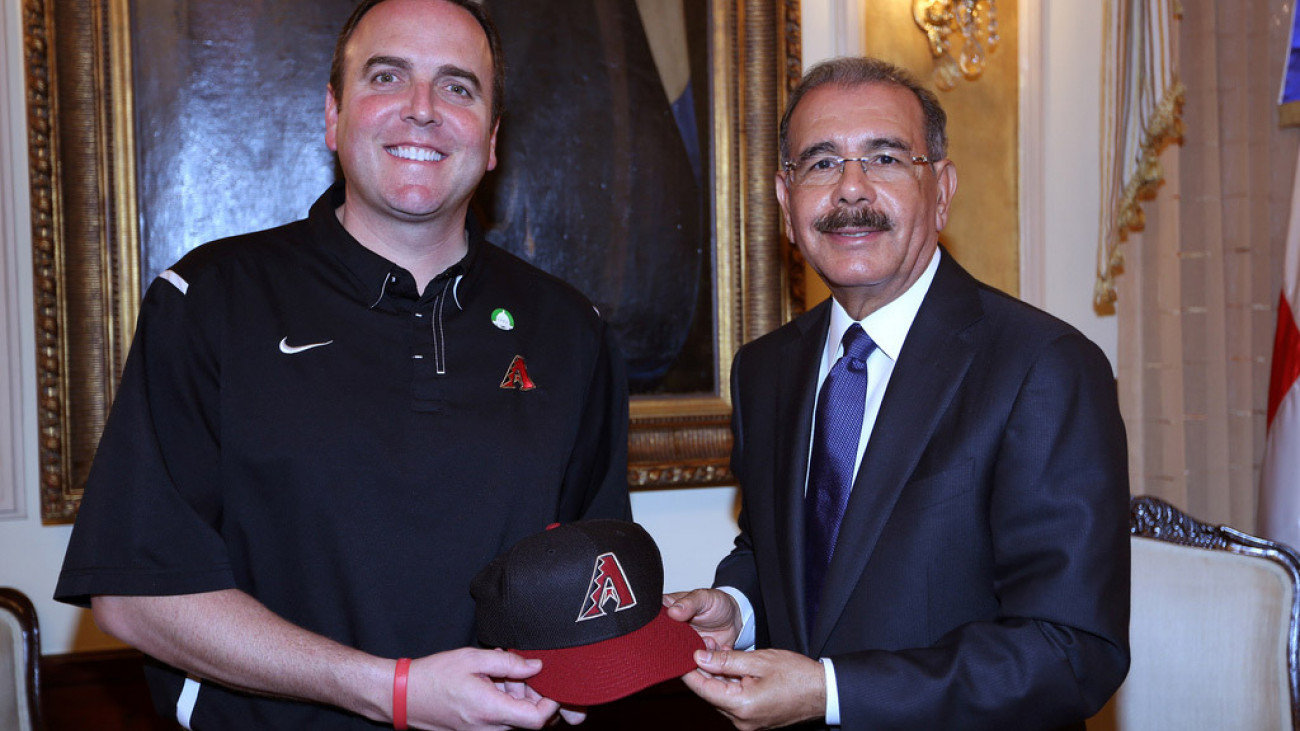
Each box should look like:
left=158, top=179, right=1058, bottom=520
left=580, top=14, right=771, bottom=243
left=1282, top=1, right=1300, bottom=125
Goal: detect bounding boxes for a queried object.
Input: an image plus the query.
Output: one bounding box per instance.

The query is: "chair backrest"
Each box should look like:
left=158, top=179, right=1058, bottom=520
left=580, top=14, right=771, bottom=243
left=1089, top=495, right=1300, bottom=731
left=0, top=588, right=43, bottom=731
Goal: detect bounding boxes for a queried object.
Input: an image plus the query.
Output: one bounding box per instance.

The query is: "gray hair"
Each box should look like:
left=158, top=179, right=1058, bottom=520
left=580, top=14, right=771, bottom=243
left=778, top=57, right=948, bottom=163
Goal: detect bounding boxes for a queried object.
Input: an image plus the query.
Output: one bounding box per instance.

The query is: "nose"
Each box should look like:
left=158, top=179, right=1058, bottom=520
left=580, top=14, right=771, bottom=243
left=835, top=159, right=876, bottom=206
left=403, top=81, right=441, bottom=126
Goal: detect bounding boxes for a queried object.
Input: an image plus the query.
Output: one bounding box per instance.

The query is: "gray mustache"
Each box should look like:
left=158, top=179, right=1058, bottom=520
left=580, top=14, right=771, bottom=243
left=814, top=207, right=893, bottom=233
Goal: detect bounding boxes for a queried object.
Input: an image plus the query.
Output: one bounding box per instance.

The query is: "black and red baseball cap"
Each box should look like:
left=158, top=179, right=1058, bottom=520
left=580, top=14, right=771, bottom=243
left=470, top=519, right=704, bottom=706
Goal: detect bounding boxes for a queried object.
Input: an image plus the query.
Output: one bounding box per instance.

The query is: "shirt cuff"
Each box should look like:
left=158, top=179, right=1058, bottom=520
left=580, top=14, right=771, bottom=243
left=822, top=656, right=840, bottom=725
left=715, top=586, right=757, bottom=650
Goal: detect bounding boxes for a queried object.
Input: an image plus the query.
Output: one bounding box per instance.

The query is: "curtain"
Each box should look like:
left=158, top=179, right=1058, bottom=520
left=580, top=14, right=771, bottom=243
left=1116, top=0, right=1299, bottom=530
left=1098, top=0, right=1183, bottom=307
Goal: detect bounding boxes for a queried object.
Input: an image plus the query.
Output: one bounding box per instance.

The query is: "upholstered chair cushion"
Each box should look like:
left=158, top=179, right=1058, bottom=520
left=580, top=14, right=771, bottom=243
left=0, top=588, right=40, bottom=731
left=1092, top=536, right=1293, bottom=730
left=0, top=602, right=30, bottom=729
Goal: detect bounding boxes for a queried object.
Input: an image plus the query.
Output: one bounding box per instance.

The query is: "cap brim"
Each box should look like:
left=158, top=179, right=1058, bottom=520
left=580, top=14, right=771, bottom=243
left=514, top=606, right=705, bottom=706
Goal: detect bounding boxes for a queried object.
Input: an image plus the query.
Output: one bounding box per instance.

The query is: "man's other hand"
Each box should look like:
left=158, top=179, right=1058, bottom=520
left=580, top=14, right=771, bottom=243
left=663, top=589, right=742, bottom=650
left=682, top=648, right=825, bottom=731
left=407, top=647, right=566, bottom=730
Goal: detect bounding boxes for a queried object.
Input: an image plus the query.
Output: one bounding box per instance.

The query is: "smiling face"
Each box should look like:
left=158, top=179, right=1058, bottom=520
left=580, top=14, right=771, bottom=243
left=776, top=82, right=957, bottom=320
left=325, top=0, right=498, bottom=233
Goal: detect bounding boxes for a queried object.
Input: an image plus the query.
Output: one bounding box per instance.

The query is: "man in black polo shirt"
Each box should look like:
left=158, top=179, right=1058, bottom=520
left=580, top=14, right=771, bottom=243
left=54, top=0, right=630, bottom=728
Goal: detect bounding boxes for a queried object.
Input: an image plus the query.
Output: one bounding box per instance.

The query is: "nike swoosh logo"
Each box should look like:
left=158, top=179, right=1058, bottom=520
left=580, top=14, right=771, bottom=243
left=279, top=337, right=334, bottom=354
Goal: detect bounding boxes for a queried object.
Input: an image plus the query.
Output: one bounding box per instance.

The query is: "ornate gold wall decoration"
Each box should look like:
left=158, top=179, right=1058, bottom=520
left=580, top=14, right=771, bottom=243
left=913, top=0, right=1000, bottom=90
left=23, top=0, right=140, bottom=523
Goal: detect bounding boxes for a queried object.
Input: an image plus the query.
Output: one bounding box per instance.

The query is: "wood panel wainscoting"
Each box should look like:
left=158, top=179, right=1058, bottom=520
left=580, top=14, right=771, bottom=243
left=41, top=650, right=177, bottom=731
left=41, top=649, right=735, bottom=730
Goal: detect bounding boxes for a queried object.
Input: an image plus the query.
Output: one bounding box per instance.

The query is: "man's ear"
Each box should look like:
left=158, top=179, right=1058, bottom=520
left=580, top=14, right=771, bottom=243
left=775, top=172, right=795, bottom=242
left=486, top=119, right=500, bottom=172
left=932, top=159, right=958, bottom=232
left=325, top=85, right=340, bottom=152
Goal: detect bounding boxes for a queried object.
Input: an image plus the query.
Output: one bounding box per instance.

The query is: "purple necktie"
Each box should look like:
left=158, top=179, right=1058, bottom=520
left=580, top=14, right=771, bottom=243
left=805, top=324, right=876, bottom=628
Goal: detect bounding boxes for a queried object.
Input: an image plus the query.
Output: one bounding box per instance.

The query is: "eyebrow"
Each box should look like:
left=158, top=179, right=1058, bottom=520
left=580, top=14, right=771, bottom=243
left=796, top=136, right=914, bottom=160
left=362, top=55, right=411, bottom=74
left=361, top=56, right=483, bottom=92
left=436, top=64, right=483, bottom=93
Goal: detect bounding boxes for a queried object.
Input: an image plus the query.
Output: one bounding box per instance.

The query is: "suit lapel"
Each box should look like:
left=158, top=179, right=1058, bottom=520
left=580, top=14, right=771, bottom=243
left=809, top=254, right=984, bottom=653
left=774, top=302, right=829, bottom=654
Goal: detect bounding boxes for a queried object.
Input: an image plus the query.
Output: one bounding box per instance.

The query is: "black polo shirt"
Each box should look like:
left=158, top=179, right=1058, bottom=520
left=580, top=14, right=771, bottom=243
left=55, top=184, right=631, bottom=728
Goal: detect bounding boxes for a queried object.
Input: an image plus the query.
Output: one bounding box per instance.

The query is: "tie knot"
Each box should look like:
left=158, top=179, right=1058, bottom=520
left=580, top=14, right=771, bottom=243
left=841, top=324, right=876, bottom=367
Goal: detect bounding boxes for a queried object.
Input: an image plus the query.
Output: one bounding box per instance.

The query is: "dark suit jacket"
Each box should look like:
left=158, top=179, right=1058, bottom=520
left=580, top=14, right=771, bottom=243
left=715, top=252, right=1130, bottom=730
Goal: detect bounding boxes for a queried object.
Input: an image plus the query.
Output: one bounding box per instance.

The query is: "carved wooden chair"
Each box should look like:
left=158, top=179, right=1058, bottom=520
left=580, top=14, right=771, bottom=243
left=1089, top=495, right=1300, bottom=730
left=0, top=587, right=44, bottom=731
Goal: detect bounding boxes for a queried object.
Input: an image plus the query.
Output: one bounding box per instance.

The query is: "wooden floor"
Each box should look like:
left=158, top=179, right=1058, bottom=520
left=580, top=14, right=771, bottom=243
left=40, top=650, right=735, bottom=730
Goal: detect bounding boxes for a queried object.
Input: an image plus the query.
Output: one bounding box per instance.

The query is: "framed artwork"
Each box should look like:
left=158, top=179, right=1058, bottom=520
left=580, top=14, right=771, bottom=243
left=24, top=0, right=801, bottom=522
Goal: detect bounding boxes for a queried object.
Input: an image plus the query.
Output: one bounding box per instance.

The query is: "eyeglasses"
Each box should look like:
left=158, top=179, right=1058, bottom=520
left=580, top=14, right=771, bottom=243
left=781, top=152, right=935, bottom=187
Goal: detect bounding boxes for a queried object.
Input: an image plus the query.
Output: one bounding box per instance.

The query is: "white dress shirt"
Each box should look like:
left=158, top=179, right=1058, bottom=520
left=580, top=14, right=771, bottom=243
left=720, top=247, right=941, bottom=725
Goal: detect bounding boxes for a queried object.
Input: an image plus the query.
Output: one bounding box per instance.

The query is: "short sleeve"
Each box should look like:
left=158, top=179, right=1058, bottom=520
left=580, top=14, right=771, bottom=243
left=55, top=268, right=235, bottom=607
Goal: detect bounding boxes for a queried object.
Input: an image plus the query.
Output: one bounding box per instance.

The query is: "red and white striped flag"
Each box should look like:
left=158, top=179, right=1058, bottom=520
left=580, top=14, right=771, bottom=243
left=1258, top=148, right=1300, bottom=551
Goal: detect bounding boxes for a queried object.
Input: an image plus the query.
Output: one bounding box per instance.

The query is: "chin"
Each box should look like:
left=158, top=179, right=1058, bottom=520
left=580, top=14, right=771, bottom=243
left=815, top=259, right=901, bottom=288
left=384, top=192, right=446, bottom=218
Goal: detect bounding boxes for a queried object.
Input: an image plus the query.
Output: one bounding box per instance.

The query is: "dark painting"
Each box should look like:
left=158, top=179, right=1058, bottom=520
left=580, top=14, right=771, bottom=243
left=476, top=0, right=712, bottom=393
left=130, top=0, right=353, bottom=275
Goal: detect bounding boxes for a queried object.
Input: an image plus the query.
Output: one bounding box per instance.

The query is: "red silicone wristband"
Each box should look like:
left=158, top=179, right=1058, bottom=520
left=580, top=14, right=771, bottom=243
left=393, top=658, right=411, bottom=730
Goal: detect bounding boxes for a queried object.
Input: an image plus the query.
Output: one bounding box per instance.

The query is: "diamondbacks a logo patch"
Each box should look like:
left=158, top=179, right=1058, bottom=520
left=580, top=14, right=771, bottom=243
left=499, top=355, right=536, bottom=391
left=577, top=552, right=638, bottom=621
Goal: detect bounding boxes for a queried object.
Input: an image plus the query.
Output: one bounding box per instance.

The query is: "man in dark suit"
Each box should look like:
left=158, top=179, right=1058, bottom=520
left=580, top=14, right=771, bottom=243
left=665, top=56, right=1130, bottom=730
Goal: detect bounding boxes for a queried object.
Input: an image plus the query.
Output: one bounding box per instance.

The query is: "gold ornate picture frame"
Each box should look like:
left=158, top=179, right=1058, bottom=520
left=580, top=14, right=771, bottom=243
left=25, top=0, right=800, bottom=523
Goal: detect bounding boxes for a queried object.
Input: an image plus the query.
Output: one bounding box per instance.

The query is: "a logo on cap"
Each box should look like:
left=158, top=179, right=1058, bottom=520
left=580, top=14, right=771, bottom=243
left=577, top=552, right=638, bottom=622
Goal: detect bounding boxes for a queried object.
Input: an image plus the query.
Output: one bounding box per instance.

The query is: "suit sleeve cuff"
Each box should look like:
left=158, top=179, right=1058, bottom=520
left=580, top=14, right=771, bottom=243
left=715, top=586, right=757, bottom=650
left=821, top=656, right=840, bottom=725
